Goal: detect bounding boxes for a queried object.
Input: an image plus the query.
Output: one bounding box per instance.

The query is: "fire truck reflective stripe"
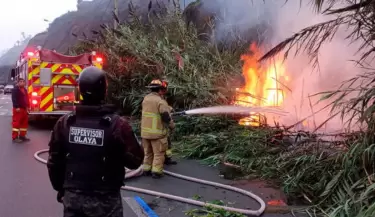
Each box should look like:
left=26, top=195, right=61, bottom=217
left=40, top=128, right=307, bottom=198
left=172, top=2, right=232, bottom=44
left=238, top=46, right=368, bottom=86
left=39, top=86, right=51, bottom=97
left=55, top=66, right=75, bottom=74
left=40, top=87, right=53, bottom=111
left=51, top=63, right=61, bottom=72
left=72, top=65, right=83, bottom=74
left=52, top=74, right=75, bottom=85
left=27, top=65, right=38, bottom=79
left=44, top=63, right=54, bottom=69
left=28, top=64, right=41, bottom=94
left=41, top=99, right=53, bottom=111
left=42, top=103, right=53, bottom=112
left=28, top=85, right=33, bottom=94
left=52, top=64, right=82, bottom=75
left=32, top=77, right=40, bottom=84
left=27, top=61, right=102, bottom=112
left=93, top=62, right=102, bottom=69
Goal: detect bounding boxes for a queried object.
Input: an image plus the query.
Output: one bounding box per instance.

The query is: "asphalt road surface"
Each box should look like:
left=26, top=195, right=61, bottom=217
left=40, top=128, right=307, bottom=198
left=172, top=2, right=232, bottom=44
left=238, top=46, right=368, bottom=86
left=0, top=93, right=302, bottom=217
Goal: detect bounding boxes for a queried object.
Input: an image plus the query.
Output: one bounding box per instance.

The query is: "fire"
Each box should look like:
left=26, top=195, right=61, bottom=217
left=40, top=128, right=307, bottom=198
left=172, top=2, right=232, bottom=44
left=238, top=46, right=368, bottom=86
left=235, top=43, right=288, bottom=126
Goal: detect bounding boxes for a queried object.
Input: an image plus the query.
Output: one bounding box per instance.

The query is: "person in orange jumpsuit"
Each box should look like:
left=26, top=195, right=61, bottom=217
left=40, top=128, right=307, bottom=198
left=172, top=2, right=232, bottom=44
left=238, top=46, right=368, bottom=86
left=11, top=78, right=30, bottom=143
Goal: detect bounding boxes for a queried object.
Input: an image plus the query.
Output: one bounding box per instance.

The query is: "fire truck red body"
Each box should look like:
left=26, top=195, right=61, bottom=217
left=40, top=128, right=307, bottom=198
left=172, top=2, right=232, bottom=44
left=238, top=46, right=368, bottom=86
left=11, top=46, right=103, bottom=116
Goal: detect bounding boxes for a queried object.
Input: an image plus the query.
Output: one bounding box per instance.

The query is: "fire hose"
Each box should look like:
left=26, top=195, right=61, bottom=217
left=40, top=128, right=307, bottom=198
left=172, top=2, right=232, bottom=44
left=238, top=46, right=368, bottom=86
left=34, top=149, right=265, bottom=216
left=33, top=110, right=266, bottom=216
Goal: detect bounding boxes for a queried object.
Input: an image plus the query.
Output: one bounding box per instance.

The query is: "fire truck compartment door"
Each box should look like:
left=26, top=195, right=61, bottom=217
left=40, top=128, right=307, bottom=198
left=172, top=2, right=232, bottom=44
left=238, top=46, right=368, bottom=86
left=40, top=68, right=52, bottom=86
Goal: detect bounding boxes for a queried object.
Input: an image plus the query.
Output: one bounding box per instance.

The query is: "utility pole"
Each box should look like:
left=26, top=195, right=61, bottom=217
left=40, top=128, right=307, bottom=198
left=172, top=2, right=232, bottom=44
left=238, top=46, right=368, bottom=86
left=114, top=0, right=118, bottom=29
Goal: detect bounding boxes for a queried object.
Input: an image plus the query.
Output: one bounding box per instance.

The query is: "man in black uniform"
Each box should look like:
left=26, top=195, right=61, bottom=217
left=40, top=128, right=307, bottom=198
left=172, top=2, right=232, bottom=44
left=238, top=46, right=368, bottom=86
left=47, top=66, right=144, bottom=217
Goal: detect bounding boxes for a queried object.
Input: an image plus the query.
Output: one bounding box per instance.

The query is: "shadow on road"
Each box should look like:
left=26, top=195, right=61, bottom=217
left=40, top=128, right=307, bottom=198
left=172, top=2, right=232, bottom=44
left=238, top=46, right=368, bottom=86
left=29, top=117, right=59, bottom=130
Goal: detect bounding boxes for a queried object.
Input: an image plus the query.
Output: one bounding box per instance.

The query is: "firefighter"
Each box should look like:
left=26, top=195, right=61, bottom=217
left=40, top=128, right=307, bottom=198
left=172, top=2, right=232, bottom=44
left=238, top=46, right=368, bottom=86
left=47, top=66, right=144, bottom=217
left=141, top=79, right=175, bottom=178
left=165, top=136, right=177, bottom=165
left=11, top=78, right=30, bottom=143
left=165, top=105, right=177, bottom=165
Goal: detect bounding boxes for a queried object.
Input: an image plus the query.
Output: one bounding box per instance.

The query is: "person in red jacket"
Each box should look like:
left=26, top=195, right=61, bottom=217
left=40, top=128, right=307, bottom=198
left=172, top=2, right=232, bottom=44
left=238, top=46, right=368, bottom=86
left=11, top=78, right=30, bottom=143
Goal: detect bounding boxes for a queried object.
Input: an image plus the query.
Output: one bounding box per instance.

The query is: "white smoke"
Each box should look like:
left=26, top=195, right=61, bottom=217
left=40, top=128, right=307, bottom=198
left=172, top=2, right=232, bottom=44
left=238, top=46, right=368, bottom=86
left=202, top=0, right=367, bottom=132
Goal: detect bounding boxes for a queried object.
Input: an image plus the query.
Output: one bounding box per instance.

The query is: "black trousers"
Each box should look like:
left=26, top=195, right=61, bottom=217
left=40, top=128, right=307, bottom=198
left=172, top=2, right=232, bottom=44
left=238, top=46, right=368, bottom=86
left=63, top=190, right=123, bottom=217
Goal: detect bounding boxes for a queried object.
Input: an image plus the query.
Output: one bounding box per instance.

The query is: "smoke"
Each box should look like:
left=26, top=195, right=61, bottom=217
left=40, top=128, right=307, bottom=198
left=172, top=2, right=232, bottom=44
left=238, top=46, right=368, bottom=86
left=201, top=0, right=366, bottom=132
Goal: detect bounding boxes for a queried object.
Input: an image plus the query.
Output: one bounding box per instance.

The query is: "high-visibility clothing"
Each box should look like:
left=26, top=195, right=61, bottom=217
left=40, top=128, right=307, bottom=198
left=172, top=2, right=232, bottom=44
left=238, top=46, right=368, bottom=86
left=11, top=85, right=29, bottom=140
left=166, top=136, right=172, bottom=157
left=142, top=137, right=168, bottom=174
left=12, top=108, right=28, bottom=140
left=141, top=92, right=174, bottom=174
left=140, top=92, right=172, bottom=139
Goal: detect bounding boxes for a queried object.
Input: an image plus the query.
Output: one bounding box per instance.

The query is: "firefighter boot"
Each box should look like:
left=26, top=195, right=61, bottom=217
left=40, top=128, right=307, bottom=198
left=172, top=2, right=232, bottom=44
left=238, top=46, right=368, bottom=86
left=12, top=138, right=23, bottom=143
left=150, top=139, right=167, bottom=179
left=164, top=156, right=177, bottom=165
left=164, top=148, right=177, bottom=165
left=143, top=171, right=152, bottom=176
left=151, top=172, right=163, bottom=179
left=19, top=136, right=30, bottom=141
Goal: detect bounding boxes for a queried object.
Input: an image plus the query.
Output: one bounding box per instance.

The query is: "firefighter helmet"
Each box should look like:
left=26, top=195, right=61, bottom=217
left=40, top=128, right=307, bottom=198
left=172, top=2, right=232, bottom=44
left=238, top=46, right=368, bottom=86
left=148, top=79, right=168, bottom=90
left=77, top=66, right=107, bottom=104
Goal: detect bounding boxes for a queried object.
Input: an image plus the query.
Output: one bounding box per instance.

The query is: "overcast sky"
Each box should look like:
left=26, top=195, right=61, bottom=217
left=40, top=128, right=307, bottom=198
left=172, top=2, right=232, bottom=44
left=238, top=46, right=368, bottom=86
left=0, top=0, right=77, bottom=52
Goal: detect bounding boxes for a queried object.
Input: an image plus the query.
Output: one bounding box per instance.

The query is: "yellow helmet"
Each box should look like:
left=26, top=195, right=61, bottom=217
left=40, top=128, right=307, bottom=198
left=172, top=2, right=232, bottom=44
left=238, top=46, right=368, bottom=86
left=148, top=79, right=168, bottom=89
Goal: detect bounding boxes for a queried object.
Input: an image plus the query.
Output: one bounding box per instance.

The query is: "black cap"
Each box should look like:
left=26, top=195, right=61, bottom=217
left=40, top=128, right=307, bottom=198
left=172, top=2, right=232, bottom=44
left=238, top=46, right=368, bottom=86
left=77, top=66, right=107, bottom=105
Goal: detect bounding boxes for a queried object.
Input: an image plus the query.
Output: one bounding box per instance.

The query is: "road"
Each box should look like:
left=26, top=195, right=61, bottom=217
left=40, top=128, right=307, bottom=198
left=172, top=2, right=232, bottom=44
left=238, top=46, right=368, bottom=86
left=0, top=93, right=301, bottom=217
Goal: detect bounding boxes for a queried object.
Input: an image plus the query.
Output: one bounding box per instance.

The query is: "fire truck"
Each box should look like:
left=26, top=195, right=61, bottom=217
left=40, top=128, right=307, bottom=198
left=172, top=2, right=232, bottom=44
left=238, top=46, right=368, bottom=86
left=10, top=46, right=103, bottom=117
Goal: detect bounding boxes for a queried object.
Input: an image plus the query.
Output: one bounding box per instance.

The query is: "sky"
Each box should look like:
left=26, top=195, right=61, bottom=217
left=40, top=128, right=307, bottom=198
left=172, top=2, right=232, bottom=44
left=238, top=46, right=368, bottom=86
left=0, top=0, right=77, bottom=52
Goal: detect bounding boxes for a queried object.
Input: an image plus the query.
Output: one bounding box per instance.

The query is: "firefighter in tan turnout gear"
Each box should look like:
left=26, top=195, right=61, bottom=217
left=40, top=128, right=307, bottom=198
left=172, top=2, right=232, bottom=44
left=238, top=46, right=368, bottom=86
left=165, top=105, right=177, bottom=165
left=141, top=79, right=175, bottom=178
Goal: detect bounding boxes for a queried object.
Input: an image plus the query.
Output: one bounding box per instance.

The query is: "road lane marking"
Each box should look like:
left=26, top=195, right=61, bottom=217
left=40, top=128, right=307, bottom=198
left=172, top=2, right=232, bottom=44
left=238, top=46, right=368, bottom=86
left=123, top=197, right=149, bottom=217
left=134, top=196, right=159, bottom=217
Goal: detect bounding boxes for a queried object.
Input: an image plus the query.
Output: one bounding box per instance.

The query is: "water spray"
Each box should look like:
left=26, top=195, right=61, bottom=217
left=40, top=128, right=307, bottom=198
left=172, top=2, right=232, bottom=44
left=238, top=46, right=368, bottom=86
left=172, top=105, right=288, bottom=116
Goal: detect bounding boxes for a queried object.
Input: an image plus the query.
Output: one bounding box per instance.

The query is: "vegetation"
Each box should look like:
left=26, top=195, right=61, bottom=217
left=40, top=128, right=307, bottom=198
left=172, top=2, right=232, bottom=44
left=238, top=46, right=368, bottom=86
left=71, top=1, right=247, bottom=115
left=186, top=200, right=246, bottom=217
left=72, top=0, right=375, bottom=217
left=259, top=0, right=375, bottom=216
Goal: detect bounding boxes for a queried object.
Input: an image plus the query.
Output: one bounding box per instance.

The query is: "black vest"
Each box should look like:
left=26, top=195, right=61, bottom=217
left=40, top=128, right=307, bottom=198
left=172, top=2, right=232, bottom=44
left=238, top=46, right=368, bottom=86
left=62, top=105, right=125, bottom=191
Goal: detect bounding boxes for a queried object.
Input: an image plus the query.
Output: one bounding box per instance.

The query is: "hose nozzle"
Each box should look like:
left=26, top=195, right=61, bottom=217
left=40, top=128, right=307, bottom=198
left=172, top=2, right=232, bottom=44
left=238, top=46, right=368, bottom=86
left=171, top=111, right=186, bottom=116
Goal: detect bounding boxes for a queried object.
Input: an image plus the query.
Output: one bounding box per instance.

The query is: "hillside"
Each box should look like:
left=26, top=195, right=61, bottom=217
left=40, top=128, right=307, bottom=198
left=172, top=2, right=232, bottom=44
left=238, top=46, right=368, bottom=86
left=0, top=0, right=196, bottom=66
left=0, top=0, right=187, bottom=82
left=0, top=0, right=266, bottom=83
left=30, top=0, right=196, bottom=53
left=0, top=34, right=33, bottom=83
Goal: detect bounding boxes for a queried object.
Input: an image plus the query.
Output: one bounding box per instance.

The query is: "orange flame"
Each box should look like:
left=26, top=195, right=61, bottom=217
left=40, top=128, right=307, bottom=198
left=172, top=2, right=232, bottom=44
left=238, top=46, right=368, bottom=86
left=235, top=43, right=288, bottom=126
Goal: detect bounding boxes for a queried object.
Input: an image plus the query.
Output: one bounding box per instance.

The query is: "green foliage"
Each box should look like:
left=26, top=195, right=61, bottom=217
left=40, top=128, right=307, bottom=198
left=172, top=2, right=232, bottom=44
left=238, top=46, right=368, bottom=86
left=185, top=200, right=246, bottom=217
left=173, top=115, right=375, bottom=216
left=256, top=0, right=375, bottom=216
left=71, top=1, right=375, bottom=217
left=72, top=5, right=246, bottom=116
